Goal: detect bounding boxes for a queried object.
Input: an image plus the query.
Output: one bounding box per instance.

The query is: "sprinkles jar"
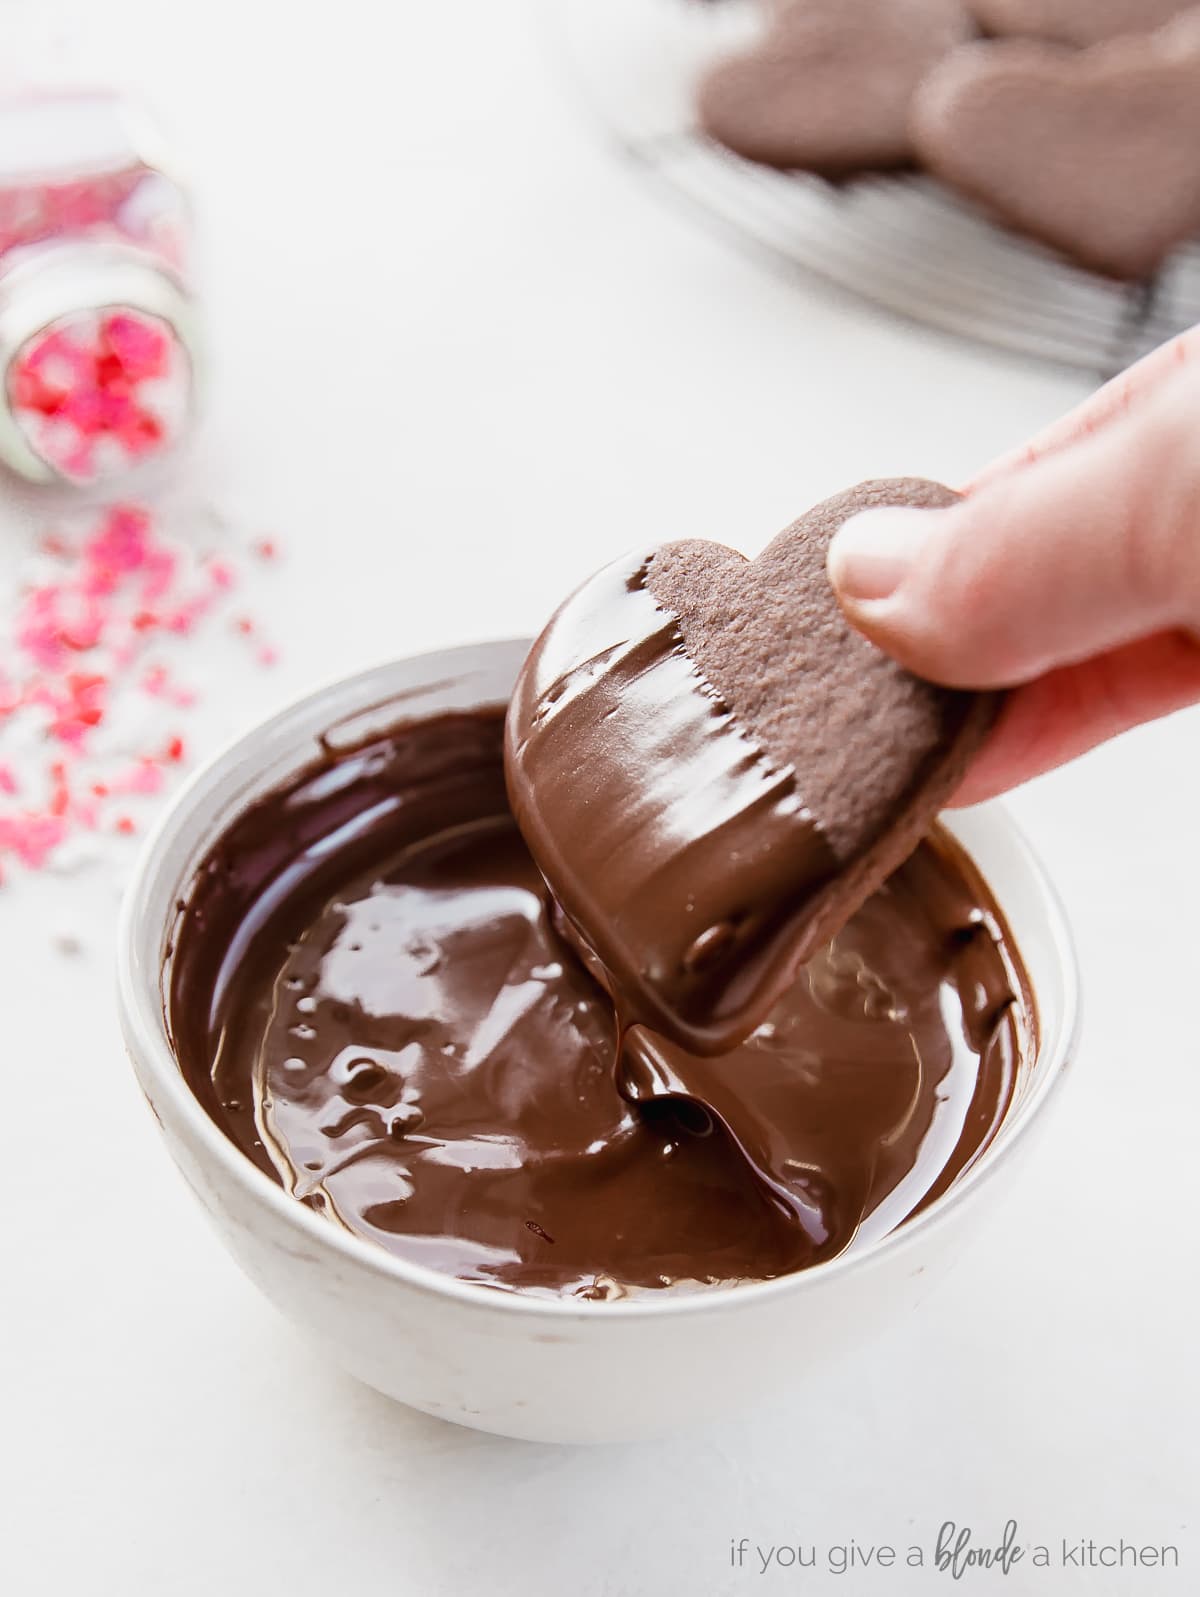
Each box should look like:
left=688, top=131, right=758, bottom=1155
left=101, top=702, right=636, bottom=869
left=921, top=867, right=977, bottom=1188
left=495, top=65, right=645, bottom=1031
left=0, top=90, right=198, bottom=486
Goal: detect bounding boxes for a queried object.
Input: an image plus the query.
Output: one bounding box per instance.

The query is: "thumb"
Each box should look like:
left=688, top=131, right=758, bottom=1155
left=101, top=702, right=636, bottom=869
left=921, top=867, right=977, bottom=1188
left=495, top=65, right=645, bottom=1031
left=826, top=367, right=1200, bottom=689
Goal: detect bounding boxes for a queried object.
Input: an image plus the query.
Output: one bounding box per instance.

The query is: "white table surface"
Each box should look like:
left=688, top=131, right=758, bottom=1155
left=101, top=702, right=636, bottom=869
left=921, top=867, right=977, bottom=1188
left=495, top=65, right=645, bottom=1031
left=4, top=3, right=1197, bottom=1594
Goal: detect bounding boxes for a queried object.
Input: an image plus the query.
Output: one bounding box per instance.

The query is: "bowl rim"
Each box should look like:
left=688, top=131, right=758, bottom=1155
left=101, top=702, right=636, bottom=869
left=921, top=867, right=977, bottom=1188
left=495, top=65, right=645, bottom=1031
left=116, top=641, right=1083, bottom=1324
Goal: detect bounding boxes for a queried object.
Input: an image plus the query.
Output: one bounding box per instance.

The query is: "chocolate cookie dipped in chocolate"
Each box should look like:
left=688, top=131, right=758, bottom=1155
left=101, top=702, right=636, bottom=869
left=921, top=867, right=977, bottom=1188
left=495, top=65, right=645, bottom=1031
left=169, top=706, right=1032, bottom=1301
left=505, top=482, right=996, bottom=1057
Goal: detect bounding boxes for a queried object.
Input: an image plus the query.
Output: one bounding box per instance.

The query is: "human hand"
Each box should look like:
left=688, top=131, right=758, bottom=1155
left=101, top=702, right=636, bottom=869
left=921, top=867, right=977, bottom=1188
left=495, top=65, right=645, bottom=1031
left=826, top=329, right=1200, bottom=805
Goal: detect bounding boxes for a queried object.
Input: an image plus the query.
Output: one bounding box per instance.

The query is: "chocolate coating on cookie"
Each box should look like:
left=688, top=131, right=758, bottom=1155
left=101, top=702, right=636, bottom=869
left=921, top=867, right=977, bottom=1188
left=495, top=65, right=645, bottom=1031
left=697, top=0, right=973, bottom=174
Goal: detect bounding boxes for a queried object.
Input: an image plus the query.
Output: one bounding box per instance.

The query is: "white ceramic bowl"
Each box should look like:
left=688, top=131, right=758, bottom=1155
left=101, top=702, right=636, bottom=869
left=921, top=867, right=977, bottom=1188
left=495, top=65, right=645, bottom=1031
left=118, top=642, right=1081, bottom=1444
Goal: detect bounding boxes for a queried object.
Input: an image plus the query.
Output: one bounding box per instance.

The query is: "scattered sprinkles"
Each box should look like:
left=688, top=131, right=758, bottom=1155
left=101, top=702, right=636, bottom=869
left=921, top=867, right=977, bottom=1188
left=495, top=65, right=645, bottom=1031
left=0, top=500, right=280, bottom=878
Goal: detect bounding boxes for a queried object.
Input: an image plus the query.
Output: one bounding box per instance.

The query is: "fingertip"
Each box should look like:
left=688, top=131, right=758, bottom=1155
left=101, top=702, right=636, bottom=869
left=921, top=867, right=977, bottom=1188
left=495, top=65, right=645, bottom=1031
left=826, top=506, right=942, bottom=606
left=828, top=502, right=1004, bottom=687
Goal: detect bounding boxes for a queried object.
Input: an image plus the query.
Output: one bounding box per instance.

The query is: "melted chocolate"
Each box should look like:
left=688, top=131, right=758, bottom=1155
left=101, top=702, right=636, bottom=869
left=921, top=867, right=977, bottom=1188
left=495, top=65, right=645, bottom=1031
left=169, top=706, right=1034, bottom=1300
left=505, top=557, right=840, bottom=1055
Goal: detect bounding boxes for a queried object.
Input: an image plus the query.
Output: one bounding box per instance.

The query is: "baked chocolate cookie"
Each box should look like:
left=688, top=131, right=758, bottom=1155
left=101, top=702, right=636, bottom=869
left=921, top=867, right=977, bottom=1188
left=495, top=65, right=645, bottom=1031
left=697, top=0, right=973, bottom=174
left=643, top=479, right=992, bottom=864
left=505, top=479, right=998, bottom=1054
left=911, top=32, right=1200, bottom=279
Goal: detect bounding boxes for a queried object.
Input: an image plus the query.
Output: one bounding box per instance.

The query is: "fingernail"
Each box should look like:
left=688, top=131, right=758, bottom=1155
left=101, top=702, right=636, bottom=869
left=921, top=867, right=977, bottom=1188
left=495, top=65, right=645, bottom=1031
left=827, top=507, right=942, bottom=604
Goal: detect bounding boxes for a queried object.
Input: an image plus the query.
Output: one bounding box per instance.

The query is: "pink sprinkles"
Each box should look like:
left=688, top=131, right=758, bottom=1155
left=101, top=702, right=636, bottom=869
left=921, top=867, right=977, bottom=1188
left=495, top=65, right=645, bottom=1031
left=9, top=310, right=190, bottom=482
left=0, top=502, right=279, bottom=877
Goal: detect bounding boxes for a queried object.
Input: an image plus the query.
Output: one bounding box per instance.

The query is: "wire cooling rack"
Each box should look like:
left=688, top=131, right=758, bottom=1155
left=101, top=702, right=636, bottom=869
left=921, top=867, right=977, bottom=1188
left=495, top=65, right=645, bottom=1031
left=548, top=0, right=1200, bottom=376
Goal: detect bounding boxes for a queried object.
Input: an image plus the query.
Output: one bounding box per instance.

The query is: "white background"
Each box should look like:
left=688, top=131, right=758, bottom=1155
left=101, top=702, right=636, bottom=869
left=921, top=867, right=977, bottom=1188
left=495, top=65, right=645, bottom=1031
left=2, top=2, right=1198, bottom=1594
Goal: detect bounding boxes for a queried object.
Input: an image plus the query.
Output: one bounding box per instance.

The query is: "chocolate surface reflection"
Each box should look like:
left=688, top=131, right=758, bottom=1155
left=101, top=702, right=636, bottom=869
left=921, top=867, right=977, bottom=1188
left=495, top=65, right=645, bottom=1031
left=169, top=708, right=1035, bottom=1300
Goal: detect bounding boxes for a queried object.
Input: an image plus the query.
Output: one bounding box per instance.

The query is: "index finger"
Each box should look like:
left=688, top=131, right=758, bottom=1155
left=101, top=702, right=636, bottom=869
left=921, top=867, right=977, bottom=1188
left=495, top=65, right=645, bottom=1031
left=968, top=323, right=1200, bottom=492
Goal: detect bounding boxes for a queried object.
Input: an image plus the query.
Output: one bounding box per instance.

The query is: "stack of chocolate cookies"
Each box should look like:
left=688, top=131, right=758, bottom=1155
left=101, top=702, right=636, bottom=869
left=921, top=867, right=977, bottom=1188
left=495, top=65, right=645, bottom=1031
left=697, top=0, right=1200, bottom=279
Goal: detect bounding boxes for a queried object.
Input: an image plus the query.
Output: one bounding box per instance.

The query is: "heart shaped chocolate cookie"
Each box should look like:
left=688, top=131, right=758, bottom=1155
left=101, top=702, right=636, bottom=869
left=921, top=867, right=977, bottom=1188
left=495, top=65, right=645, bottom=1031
left=505, top=479, right=998, bottom=1055
left=697, top=0, right=973, bottom=174
left=972, top=0, right=1196, bottom=48
left=911, top=33, right=1200, bottom=279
